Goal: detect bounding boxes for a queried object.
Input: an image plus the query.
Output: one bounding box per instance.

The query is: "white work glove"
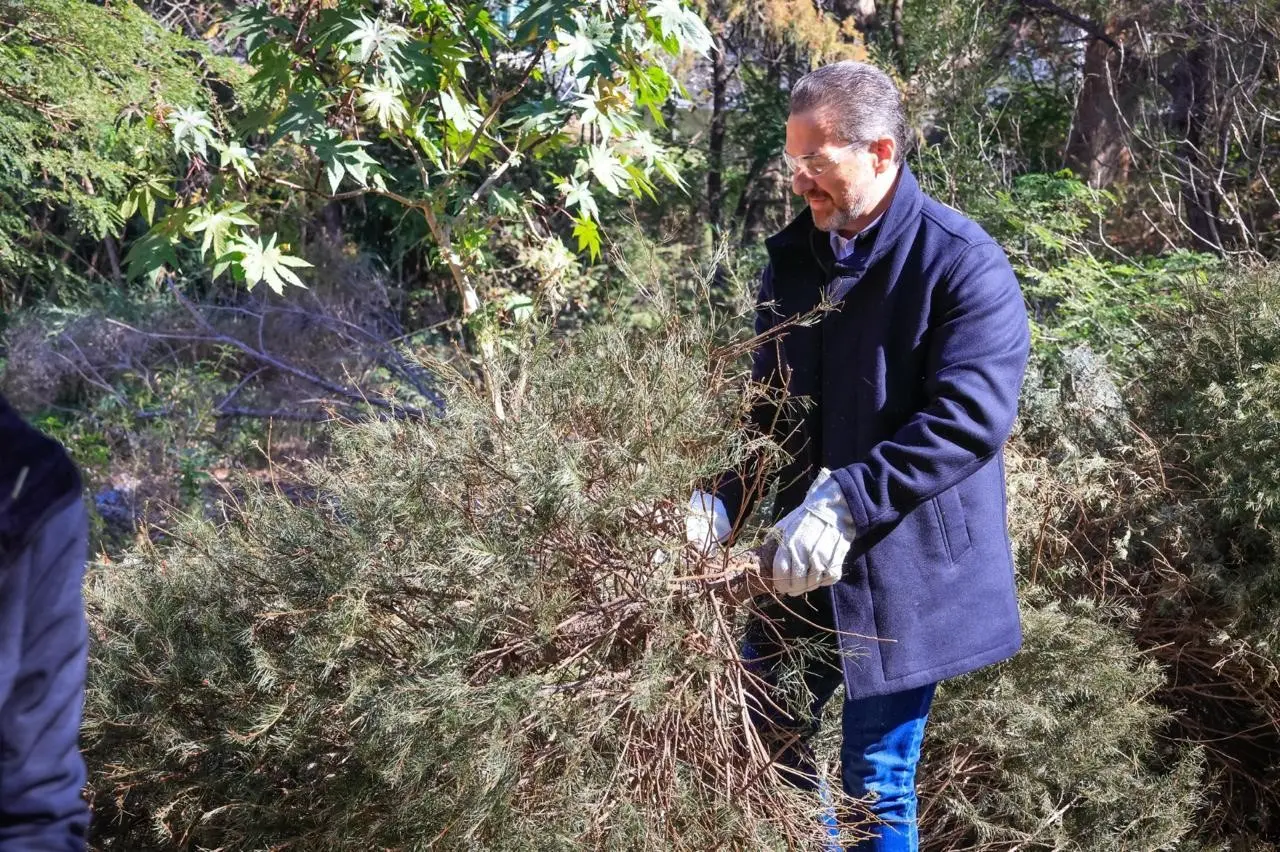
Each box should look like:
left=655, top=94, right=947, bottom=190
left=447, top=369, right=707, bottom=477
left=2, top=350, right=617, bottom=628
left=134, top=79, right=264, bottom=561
left=768, top=468, right=856, bottom=596
left=686, top=490, right=732, bottom=554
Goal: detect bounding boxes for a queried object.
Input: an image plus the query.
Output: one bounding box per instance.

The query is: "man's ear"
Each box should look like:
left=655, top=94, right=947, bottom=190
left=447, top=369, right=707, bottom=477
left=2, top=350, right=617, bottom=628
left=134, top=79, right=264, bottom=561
left=872, top=137, right=896, bottom=174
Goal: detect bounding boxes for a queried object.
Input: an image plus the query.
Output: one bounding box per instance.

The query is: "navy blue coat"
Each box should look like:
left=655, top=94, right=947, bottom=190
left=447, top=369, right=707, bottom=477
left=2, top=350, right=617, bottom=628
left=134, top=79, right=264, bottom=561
left=716, top=165, right=1030, bottom=698
left=0, top=396, right=90, bottom=849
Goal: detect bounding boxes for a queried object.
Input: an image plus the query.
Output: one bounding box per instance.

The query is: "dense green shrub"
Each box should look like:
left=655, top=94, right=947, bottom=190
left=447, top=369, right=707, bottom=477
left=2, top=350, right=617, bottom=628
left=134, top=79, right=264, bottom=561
left=920, top=594, right=1203, bottom=852
left=83, top=288, right=844, bottom=850
left=0, top=0, right=246, bottom=309
left=1138, top=268, right=1280, bottom=668
left=85, top=268, right=1251, bottom=851
left=970, top=171, right=1218, bottom=373
left=990, top=266, right=1280, bottom=845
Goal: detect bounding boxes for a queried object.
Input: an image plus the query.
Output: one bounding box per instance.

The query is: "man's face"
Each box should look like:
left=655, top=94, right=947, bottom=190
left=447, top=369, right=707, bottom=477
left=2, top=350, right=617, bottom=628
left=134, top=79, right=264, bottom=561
left=784, top=108, right=889, bottom=234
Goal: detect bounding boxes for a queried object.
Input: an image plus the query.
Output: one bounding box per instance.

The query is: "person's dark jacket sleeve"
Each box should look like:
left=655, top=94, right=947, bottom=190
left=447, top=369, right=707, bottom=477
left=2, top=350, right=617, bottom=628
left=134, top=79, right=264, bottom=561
left=830, top=241, right=1030, bottom=533
left=0, top=498, right=91, bottom=850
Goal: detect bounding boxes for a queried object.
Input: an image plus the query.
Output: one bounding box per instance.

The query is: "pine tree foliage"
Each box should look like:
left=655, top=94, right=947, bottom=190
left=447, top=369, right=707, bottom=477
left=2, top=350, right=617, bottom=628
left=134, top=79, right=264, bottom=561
left=985, top=268, right=1280, bottom=846
left=84, top=266, right=1280, bottom=850
left=920, top=593, right=1204, bottom=851
left=83, top=283, right=840, bottom=850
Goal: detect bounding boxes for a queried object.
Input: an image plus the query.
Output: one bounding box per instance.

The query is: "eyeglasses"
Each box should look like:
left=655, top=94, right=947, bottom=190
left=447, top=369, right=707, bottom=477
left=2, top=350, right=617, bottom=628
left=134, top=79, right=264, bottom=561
left=782, top=141, right=866, bottom=178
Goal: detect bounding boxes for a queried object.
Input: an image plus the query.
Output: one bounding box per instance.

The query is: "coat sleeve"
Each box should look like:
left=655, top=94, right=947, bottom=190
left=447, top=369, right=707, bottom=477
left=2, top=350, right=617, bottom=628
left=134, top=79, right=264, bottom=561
left=0, top=499, right=91, bottom=851
left=712, top=264, right=785, bottom=530
left=831, top=241, right=1030, bottom=534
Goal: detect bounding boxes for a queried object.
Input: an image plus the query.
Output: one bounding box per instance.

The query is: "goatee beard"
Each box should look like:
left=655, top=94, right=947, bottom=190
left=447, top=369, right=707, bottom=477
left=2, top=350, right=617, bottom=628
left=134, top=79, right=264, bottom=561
left=811, top=193, right=869, bottom=233
left=813, top=206, right=854, bottom=233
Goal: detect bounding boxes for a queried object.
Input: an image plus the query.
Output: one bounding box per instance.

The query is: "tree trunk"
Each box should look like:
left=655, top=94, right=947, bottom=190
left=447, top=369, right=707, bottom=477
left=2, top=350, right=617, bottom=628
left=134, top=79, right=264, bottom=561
left=733, top=153, right=769, bottom=223
left=889, top=0, right=906, bottom=75
left=707, top=27, right=729, bottom=237
left=734, top=151, right=771, bottom=248
left=1164, top=39, right=1222, bottom=251
left=830, top=0, right=877, bottom=31
left=738, top=57, right=789, bottom=248
left=103, top=235, right=123, bottom=282
left=1064, top=20, right=1136, bottom=188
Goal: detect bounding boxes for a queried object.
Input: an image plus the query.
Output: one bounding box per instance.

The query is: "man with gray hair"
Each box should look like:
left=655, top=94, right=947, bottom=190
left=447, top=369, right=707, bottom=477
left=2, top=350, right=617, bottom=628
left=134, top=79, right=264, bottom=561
left=687, top=61, right=1029, bottom=849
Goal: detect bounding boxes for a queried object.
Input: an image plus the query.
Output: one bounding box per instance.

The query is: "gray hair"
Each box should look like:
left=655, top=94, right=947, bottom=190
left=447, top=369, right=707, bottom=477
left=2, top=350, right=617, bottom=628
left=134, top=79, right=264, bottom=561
left=790, top=61, right=908, bottom=163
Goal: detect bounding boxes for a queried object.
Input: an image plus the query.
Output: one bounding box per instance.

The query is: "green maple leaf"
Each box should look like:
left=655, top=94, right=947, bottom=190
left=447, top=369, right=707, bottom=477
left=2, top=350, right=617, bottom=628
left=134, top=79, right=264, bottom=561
left=624, top=164, right=658, bottom=203
left=408, top=120, right=444, bottom=168
left=504, top=97, right=570, bottom=134
left=627, top=130, right=663, bottom=165
left=553, top=12, right=616, bottom=78
left=312, top=133, right=380, bottom=194
left=557, top=176, right=599, bottom=219
left=249, top=43, right=301, bottom=102
left=124, top=230, right=181, bottom=284
left=187, top=204, right=257, bottom=260
left=225, top=6, right=295, bottom=57
left=273, top=92, right=330, bottom=145
left=585, top=146, right=629, bottom=196
left=215, top=141, right=258, bottom=180
left=439, top=89, right=481, bottom=133
left=225, top=234, right=313, bottom=294
left=572, top=213, right=601, bottom=261
left=653, top=151, right=686, bottom=189
left=647, top=0, right=713, bottom=56
left=554, top=22, right=598, bottom=73
left=574, top=88, right=639, bottom=140
left=341, top=14, right=408, bottom=65
left=358, top=81, right=409, bottom=129
left=488, top=187, right=520, bottom=217
left=123, top=209, right=189, bottom=283
left=119, top=175, right=175, bottom=226
left=510, top=0, right=578, bottom=46
left=169, top=107, right=218, bottom=158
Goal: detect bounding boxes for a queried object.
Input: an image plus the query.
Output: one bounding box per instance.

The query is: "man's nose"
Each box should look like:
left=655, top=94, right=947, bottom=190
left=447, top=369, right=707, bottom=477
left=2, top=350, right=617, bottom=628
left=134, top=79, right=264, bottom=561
left=792, top=169, right=813, bottom=195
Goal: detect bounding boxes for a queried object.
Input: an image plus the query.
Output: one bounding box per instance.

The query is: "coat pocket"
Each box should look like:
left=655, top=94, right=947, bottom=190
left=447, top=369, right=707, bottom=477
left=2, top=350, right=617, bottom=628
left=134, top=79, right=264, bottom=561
left=932, top=487, right=972, bottom=563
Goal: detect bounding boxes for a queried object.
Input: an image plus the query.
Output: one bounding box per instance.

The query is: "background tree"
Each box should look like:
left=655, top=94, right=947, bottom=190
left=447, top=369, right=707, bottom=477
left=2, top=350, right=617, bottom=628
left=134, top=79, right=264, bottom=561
left=0, top=0, right=247, bottom=313
left=1010, top=0, right=1280, bottom=255
left=119, top=0, right=712, bottom=416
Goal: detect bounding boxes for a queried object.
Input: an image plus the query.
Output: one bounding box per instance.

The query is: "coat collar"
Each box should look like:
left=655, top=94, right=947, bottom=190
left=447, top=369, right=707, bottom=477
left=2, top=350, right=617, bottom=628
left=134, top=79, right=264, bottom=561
left=766, top=163, right=925, bottom=274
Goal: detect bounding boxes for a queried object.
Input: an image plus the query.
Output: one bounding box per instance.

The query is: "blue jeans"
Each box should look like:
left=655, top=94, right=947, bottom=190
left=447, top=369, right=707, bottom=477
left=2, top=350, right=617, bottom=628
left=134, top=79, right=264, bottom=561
left=742, top=594, right=936, bottom=851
